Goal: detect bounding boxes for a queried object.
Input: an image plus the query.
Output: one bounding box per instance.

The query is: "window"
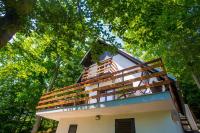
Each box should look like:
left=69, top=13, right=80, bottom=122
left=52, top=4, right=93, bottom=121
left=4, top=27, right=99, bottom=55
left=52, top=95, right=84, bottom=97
left=115, top=118, right=135, bottom=133
left=68, top=124, right=77, bottom=133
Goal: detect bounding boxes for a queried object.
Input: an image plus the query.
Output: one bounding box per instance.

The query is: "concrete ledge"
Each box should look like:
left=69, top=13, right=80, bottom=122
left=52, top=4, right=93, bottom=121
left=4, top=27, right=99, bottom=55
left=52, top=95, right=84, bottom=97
left=37, top=92, right=172, bottom=118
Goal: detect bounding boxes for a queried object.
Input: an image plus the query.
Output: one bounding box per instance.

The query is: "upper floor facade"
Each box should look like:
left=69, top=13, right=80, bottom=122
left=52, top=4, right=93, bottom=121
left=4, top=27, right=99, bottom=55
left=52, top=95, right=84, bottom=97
left=36, top=44, right=183, bottom=120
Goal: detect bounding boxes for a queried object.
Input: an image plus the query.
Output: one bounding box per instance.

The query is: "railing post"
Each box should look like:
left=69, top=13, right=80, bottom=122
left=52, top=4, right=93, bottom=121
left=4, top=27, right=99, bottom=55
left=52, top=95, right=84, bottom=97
left=159, top=59, right=169, bottom=92
left=73, top=92, right=77, bottom=106
left=122, top=71, right=124, bottom=83
left=97, top=82, right=100, bottom=103
left=112, top=75, right=116, bottom=100
left=121, top=71, right=127, bottom=98
left=73, top=98, right=76, bottom=106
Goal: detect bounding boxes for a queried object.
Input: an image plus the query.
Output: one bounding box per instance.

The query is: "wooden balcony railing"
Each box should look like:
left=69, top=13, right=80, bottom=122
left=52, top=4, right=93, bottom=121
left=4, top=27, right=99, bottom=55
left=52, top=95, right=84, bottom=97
left=81, top=58, right=118, bottom=81
left=36, top=58, right=174, bottom=111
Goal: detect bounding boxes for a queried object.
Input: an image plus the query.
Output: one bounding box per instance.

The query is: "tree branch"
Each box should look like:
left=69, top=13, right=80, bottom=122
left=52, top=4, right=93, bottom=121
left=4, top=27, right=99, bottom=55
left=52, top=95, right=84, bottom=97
left=0, top=0, right=36, bottom=48
left=47, top=54, right=61, bottom=92
left=191, top=71, right=200, bottom=90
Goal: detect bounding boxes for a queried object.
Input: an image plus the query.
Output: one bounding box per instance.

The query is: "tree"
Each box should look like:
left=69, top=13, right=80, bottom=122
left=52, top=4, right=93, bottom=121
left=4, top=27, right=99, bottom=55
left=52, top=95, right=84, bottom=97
left=86, top=0, right=200, bottom=87
left=86, top=0, right=200, bottom=117
left=1, top=1, right=118, bottom=132
left=0, top=0, right=118, bottom=48
left=0, top=32, right=88, bottom=132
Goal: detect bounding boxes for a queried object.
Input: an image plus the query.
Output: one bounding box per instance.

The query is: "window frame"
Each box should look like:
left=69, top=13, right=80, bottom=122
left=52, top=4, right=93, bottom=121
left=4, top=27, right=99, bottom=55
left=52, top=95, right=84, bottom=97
left=115, top=118, right=135, bottom=133
left=68, top=124, right=78, bottom=133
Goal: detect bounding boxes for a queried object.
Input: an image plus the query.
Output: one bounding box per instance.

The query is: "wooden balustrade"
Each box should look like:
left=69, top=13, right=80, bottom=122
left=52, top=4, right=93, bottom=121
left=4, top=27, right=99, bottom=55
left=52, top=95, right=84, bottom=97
left=36, top=59, right=175, bottom=110
left=41, top=58, right=161, bottom=96
left=36, top=58, right=174, bottom=111
left=81, top=58, right=117, bottom=81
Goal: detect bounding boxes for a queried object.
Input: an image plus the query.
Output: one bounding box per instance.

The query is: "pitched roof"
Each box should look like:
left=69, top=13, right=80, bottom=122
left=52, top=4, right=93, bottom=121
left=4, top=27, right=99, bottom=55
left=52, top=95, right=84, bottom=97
left=80, top=39, right=145, bottom=67
left=80, top=39, right=176, bottom=81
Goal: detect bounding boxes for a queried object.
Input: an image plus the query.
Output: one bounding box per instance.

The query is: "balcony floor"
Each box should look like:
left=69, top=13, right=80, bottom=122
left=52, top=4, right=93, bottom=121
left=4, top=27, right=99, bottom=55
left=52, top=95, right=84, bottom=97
left=36, top=91, right=175, bottom=121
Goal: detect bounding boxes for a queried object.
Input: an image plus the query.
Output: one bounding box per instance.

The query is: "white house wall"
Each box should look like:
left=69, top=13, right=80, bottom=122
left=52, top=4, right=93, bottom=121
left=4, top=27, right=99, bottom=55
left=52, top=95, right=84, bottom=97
left=56, top=110, right=183, bottom=133
left=112, top=54, right=141, bottom=87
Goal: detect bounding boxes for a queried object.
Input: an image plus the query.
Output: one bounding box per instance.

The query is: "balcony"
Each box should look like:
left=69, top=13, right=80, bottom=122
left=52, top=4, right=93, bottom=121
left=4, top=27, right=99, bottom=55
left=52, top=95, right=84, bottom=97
left=81, top=58, right=118, bottom=81
left=36, top=58, right=178, bottom=114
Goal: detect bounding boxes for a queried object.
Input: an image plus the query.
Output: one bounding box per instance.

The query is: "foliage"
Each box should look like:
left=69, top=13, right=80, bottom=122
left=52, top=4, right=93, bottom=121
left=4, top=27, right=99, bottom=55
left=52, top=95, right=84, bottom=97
left=0, top=32, right=87, bottom=132
left=86, top=0, right=200, bottom=118
left=181, top=82, right=200, bottom=119
left=0, top=0, right=200, bottom=132
left=0, top=0, right=119, bottom=132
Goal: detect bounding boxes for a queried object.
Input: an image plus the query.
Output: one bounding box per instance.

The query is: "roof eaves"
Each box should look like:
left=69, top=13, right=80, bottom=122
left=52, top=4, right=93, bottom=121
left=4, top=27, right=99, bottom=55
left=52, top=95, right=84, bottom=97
left=80, top=48, right=91, bottom=65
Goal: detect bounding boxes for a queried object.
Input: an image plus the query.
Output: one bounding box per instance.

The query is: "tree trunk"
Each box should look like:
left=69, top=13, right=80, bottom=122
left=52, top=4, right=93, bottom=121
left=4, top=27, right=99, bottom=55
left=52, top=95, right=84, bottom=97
left=191, top=71, right=200, bottom=90
left=0, top=0, right=35, bottom=48
left=31, top=115, right=42, bottom=133
left=47, top=55, right=61, bottom=92
left=31, top=54, right=61, bottom=133
left=0, top=9, right=20, bottom=48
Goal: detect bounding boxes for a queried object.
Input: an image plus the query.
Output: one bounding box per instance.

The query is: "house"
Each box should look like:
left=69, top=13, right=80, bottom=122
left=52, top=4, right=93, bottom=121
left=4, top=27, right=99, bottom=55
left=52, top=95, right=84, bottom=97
left=36, top=40, right=199, bottom=133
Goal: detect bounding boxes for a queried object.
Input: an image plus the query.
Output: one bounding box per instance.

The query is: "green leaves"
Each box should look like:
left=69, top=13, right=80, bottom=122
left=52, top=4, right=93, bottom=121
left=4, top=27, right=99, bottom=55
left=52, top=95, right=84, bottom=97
left=0, top=29, right=88, bottom=131
left=86, top=0, right=200, bottom=119
left=1, top=0, right=200, bottom=131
